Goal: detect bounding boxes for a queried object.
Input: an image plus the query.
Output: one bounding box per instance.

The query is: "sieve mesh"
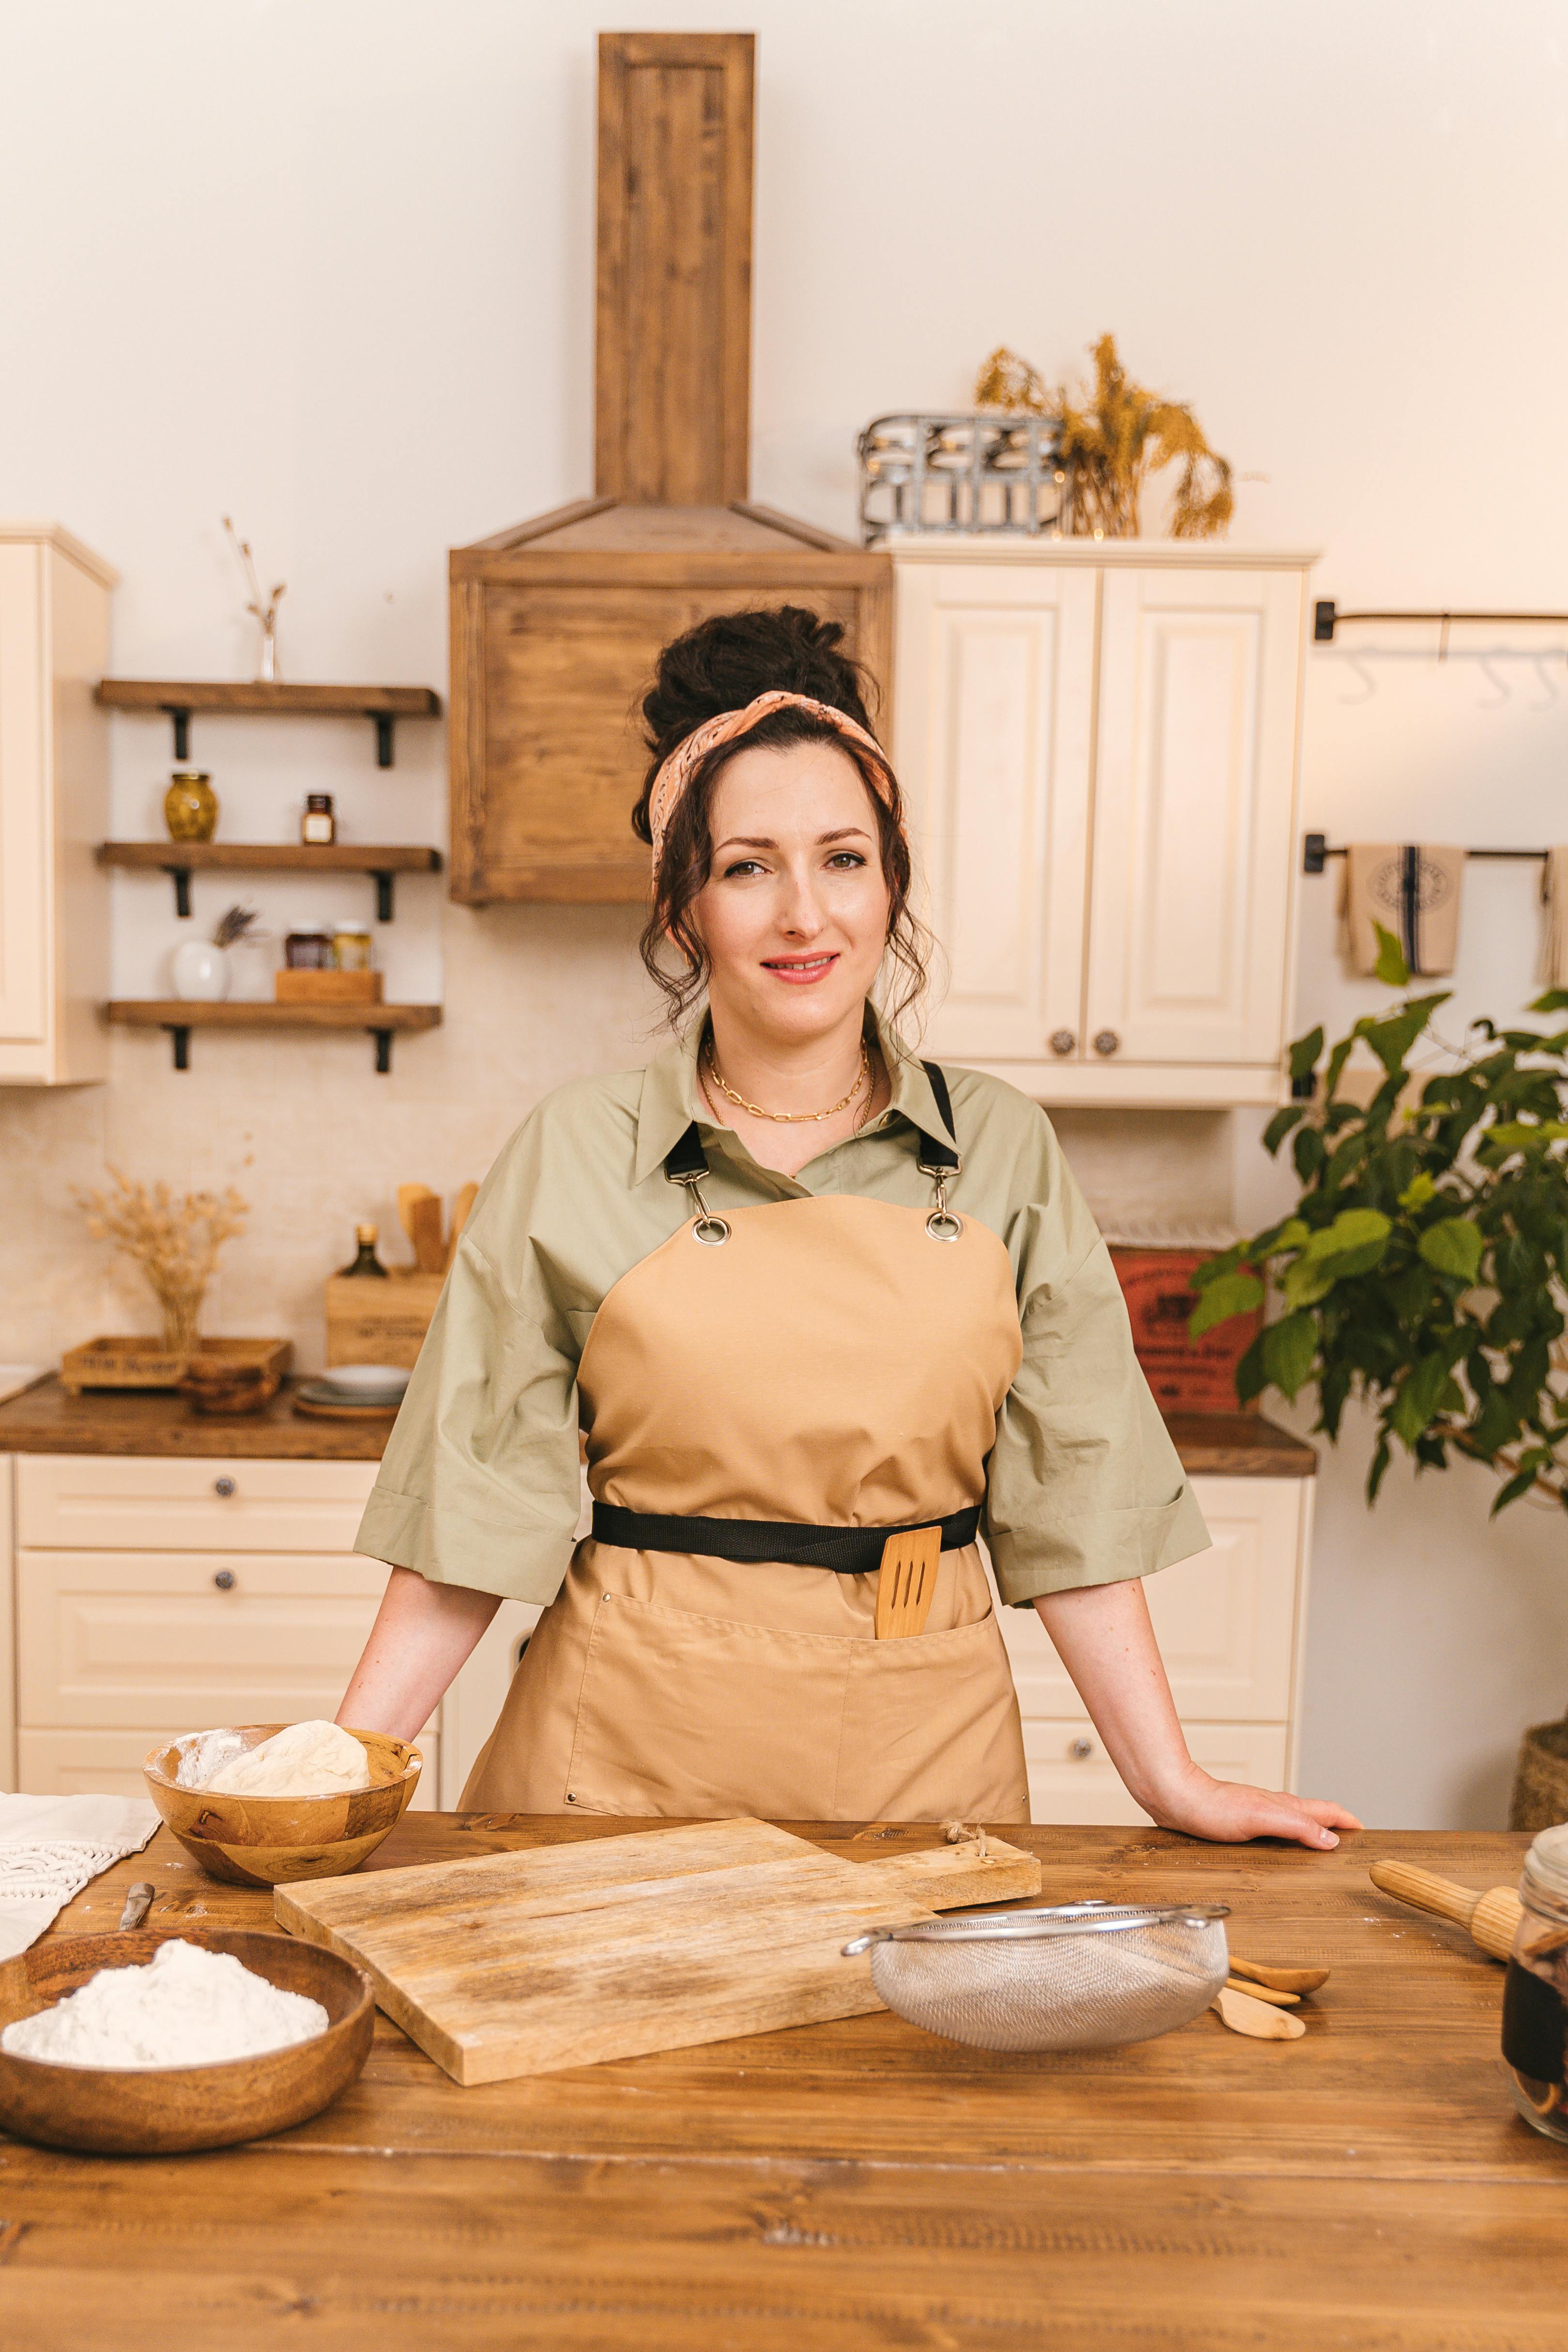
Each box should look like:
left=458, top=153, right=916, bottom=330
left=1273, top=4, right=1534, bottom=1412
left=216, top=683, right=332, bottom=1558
left=848, top=1904, right=1230, bottom=2052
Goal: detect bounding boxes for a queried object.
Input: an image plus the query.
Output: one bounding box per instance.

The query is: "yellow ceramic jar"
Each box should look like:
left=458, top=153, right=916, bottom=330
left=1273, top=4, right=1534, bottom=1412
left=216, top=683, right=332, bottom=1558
left=164, top=769, right=219, bottom=842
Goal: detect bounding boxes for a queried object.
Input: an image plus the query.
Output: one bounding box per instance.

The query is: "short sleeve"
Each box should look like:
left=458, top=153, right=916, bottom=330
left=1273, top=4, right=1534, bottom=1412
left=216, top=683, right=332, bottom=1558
left=352, top=1123, right=585, bottom=1607
left=980, top=1100, right=1211, bottom=1607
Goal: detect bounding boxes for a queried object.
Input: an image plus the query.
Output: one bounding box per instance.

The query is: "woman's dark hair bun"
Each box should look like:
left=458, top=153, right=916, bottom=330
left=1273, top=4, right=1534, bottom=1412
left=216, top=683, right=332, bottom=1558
left=640, top=605, right=876, bottom=769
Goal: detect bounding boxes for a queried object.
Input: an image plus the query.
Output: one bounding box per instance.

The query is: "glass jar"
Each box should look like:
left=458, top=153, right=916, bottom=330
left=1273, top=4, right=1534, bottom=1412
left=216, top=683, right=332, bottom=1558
left=302, top=792, right=336, bottom=845
left=1502, top=1824, right=1568, bottom=2140
left=164, top=769, right=218, bottom=843
left=284, top=926, right=335, bottom=971
left=332, top=923, right=373, bottom=973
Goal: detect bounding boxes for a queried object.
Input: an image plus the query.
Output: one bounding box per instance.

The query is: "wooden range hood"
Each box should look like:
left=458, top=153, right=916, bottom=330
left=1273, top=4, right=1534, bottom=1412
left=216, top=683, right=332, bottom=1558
left=448, top=33, right=892, bottom=904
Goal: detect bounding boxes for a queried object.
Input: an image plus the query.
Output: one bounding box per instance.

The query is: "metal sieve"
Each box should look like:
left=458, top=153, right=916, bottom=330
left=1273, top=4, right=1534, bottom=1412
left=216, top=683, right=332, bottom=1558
left=842, top=1899, right=1231, bottom=2052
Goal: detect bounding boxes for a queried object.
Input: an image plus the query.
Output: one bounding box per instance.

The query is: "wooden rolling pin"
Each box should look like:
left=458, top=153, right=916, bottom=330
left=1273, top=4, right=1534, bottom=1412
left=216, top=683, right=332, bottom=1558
left=1369, top=1858, right=1522, bottom=1961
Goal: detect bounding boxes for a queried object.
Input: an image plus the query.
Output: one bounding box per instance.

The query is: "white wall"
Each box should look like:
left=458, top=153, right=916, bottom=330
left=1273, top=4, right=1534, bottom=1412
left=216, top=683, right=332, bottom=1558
left=2, top=0, right=1566, bottom=1825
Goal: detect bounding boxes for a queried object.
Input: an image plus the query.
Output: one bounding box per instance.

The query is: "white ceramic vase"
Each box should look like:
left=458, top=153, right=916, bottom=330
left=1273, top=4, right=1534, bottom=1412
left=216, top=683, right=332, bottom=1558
left=171, top=940, right=232, bottom=1002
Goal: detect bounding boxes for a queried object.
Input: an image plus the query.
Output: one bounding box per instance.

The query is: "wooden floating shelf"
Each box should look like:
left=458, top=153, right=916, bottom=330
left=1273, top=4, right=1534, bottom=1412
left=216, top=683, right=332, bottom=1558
left=105, top=999, right=442, bottom=1075
left=95, top=679, right=443, bottom=768
left=97, top=842, right=443, bottom=920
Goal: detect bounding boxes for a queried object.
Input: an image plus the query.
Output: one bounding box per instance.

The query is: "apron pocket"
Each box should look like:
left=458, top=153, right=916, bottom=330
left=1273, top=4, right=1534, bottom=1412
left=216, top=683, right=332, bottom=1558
left=564, top=1592, right=856, bottom=1820
left=839, top=1612, right=1030, bottom=1824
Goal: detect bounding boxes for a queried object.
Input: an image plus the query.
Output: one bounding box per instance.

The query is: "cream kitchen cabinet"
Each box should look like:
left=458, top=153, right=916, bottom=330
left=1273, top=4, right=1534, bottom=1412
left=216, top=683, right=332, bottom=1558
left=0, top=524, right=116, bottom=1086
left=890, top=540, right=1314, bottom=1107
left=993, top=1471, right=1314, bottom=1825
left=0, top=1451, right=545, bottom=1807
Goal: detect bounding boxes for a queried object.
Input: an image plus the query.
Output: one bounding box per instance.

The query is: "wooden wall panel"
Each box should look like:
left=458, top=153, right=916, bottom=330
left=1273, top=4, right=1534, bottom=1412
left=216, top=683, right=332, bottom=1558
left=596, top=34, right=754, bottom=505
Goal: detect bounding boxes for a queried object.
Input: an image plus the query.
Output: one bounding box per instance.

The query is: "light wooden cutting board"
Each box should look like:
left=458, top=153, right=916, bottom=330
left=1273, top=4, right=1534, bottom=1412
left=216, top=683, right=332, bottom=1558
left=275, top=1816, right=1040, bottom=2084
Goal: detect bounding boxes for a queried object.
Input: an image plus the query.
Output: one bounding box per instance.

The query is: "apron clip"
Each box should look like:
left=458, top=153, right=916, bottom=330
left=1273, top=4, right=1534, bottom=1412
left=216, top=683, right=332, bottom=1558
left=663, top=1123, right=731, bottom=1245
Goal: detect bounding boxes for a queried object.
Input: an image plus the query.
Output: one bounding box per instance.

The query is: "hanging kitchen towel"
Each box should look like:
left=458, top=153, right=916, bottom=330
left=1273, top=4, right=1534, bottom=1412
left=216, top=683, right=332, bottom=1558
left=0, top=1792, right=159, bottom=1961
left=1341, top=843, right=1465, bottom=976
left=1540, top=849, right=1568, bottom=989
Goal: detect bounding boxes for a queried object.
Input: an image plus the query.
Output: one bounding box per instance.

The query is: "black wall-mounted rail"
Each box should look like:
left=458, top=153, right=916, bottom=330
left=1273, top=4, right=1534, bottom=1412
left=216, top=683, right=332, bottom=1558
left=1315, top=599, right=1568, bottom=655
left=1303, top=834, right=1549, bottom=876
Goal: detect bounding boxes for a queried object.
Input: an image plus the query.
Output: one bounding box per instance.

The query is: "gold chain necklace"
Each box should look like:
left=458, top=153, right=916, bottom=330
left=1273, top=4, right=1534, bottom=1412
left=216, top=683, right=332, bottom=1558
left=705, top=1041, right=869, bottom=1124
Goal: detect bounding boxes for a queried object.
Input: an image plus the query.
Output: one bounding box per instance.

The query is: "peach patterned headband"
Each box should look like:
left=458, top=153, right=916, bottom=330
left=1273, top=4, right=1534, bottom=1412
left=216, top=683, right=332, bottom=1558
left=646, top=690, right=897, bottom=871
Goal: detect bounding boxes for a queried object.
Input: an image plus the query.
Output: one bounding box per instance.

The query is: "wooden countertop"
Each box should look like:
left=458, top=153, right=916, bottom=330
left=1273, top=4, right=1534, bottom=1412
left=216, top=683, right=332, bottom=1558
left=2, top=1816, right=1561, bottom=2348
left=0, top=1379, right=1316, bottom=1476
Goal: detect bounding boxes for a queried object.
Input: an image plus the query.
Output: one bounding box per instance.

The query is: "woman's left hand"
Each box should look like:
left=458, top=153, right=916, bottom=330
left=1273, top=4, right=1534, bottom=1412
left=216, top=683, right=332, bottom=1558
left=1142, top=1763, right=1362, bottom=1850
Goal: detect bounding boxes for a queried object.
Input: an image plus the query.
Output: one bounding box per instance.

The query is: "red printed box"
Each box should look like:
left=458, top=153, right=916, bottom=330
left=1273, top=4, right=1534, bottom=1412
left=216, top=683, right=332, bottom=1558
left=1110, top=1247, right=1261, bottom=1415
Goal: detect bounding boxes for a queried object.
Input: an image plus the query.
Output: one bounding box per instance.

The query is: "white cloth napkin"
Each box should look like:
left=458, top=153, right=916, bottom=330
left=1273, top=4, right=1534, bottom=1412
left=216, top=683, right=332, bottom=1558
left=0, top=1793, right=160, bottom=1962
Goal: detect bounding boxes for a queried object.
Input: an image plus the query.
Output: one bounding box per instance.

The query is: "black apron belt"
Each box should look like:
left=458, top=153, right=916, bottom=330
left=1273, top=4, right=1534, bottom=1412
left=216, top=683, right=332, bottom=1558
left=590, top=1502, right=982, bottom=1577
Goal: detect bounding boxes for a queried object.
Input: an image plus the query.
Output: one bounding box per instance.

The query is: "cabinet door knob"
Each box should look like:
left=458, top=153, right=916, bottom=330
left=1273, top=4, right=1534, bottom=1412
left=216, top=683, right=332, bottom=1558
left=213, top=1476, right=236, bottom=1498
left=1069, top=1735, right=1094, bottom=1760
left=1049, top=1030, right=1076, bottom=1058
left=1092, top=1030, right=1121, bottom=1058
left=213, top=1568, right=237, bottom=1591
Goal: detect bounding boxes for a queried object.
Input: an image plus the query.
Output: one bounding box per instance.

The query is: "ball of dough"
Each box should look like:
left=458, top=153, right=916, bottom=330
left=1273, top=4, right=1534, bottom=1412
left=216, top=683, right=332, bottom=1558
left=204, top=1718, right=373, bottom=1797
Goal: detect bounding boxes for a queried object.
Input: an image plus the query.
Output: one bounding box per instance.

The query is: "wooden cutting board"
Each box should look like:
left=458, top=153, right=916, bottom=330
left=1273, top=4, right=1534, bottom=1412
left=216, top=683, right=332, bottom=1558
left=275, top=1816, right=1040, bottom=2084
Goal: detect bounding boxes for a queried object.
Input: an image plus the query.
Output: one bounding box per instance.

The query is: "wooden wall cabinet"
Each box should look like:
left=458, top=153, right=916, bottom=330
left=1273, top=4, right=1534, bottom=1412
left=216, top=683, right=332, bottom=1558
left=0, top=524, right=116, bottom=1085
left=892, top=541, right=1314, bottom=1106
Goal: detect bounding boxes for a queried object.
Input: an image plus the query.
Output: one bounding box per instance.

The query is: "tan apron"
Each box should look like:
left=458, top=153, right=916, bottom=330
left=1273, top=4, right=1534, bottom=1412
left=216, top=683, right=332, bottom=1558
left=462, top=1170, right=1031, bottom=1823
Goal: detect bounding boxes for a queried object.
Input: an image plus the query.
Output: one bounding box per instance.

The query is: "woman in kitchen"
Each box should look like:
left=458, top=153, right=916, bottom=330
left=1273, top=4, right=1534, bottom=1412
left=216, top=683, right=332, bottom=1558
left=339, top=605, right=1357, bottom=1847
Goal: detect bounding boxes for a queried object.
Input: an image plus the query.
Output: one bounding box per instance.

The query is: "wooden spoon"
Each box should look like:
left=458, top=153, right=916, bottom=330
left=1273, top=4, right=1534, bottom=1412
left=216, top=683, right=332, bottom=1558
left=1230, top=1954, right=1331, bottom=1995
left=1212, top=1985, right=1306, bottom=2040
left=1224, top=1976, right=1299, bottom=2007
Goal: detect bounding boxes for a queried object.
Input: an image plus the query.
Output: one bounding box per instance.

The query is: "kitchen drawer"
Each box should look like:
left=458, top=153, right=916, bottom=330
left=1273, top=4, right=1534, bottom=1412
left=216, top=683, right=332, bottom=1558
left=16, top=1727, right=440, bottom=1810
left=16, top=1549, right=392, bottom=1729
left=1022, top=1719, right=1291, bottom=1826
left=996, top=1475, right=1307, bottom=1723
left=16, top=1453, right=380, bottom=1555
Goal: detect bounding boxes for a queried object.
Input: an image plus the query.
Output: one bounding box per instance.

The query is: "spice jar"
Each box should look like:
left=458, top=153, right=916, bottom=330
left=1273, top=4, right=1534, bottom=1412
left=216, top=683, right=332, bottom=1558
left=1502, top=1824, right=1568, bottom=2140
left=301, top=792, right=336, bottom=845
left=164, top=769, right=218, bottom=843
left=284, top=926, right=335, bottom=971
left=332, top=922, right=373, bottom=973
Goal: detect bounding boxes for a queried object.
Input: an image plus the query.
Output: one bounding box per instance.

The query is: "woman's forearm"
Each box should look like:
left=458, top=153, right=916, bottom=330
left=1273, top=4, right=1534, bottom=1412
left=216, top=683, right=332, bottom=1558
left=337, top=1565, right=501, bottom=1743
left=1033, top=1575, right=1360, bottom=1850
left=1032, top=1577, right=1189, bottom=1815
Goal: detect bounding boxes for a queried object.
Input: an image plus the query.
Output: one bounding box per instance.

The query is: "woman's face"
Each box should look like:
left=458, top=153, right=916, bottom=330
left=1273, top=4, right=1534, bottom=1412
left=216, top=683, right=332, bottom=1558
left=692, top=740, right=892, bottom=1045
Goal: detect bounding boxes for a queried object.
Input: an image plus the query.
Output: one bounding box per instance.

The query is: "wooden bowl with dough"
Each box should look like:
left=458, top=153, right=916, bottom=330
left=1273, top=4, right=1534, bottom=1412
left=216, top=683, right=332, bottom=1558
left=143, top=1725, right=422, bottom=1886
left=0, top=1927, right=374, bottom=2155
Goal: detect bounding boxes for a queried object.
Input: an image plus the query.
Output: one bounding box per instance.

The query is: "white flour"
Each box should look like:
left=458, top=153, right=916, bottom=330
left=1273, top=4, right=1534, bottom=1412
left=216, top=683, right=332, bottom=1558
left=0, top=1937, right=328, bottom=2068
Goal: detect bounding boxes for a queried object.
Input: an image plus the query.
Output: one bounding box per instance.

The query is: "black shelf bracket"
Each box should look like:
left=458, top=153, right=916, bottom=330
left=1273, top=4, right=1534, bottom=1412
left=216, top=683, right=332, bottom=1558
left=161, top=704, right=192, bottom=760
left=164, top=1023, right=192, bottom=1072
left=373, top=1028, right=394, bottom=1074
left=372, top=870, right=395, bottom=921
left=164, top=866, right=194, bottom=917
left=1303, top=832, right=1328, bottom=875
left=372, top=713, right=395, bottom=768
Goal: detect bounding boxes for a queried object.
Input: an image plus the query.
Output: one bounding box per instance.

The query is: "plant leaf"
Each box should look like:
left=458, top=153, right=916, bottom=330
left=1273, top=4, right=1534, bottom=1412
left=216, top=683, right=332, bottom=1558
left=1492, top=1465, right=1542, bottom=1516
left=1287, top=1026, right=1324, bottom=1082
left=1263, top=1106, right=1305, bottom=1153
left=1390, top=1352, right=1451, bottom=1445
left=1188, top=1271, right=1264, bottom=1337
left=1373, top=922, right=1410, bottom=987
left=1261, top=1311, right=1317, bottom=1399
left=1398, top=1170, right=1436, bottom=1211
left=1417, top=1217, right=1484, bottom=1283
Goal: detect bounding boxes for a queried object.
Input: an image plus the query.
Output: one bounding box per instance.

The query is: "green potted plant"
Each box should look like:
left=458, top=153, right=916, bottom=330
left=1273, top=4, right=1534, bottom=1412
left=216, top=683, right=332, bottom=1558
left=1191, top=926, right=1568, bottom=1828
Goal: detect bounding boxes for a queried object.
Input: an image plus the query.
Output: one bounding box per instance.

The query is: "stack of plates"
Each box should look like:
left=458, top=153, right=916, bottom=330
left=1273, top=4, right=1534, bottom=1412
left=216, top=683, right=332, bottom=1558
left=295, top=1364, right=411, bottom=1415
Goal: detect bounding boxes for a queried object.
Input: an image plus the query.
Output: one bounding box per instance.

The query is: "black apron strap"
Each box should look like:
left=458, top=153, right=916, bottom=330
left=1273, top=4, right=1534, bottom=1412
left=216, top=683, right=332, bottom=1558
left=592, top=1499, right=982, bottom=1575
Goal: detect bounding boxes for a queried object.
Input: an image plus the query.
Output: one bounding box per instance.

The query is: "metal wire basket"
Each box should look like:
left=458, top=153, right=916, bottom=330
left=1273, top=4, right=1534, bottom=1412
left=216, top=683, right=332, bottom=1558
left=843, top=1900, right=1230, bottom=2052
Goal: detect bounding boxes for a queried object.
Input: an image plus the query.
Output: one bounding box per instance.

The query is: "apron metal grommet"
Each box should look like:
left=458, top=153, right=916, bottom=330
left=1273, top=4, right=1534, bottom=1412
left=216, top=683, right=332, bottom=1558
left=693, top=1214, right=731, bottom=1247
left=925, top=1210, right=962, bottom=1242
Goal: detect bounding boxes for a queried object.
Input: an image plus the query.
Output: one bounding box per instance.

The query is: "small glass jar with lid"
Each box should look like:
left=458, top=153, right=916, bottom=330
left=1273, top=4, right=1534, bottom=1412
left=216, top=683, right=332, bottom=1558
left=284, top=925, right=335, bottom=971
left=1502, top=1823, right=1568, bottom=2140
left=332, top=922, right=373, bottom=973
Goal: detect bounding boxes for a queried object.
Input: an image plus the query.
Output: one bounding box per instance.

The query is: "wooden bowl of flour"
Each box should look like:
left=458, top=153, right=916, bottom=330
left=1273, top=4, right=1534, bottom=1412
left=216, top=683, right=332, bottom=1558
left=0, top=1928, right=373, bottom=2155
left=143, top=1725, right=422, bottom=1886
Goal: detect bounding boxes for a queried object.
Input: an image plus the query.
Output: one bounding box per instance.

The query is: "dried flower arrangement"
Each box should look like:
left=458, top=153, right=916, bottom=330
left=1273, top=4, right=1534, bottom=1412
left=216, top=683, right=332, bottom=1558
left=974, top=333, right=1233, bottom=539
left=75, top=1169, right=249, bottom=1362
left=211, top=903, right=262, bottom=949
left=223, top=515, right=286, bottom=682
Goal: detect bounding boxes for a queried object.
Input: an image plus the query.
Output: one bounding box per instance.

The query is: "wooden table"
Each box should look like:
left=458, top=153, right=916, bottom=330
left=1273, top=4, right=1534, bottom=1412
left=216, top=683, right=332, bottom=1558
left=2, top=1816, right=1563, bottom=2349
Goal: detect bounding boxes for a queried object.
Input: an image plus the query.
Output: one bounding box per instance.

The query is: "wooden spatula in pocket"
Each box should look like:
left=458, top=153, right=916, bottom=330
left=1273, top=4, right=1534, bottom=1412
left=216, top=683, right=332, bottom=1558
left=876, top=1525, right=941, bottom=1639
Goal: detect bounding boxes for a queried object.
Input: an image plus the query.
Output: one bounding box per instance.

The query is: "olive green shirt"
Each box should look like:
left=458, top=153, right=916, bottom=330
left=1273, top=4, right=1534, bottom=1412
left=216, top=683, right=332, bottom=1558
left=355, top=1010, right=1211, bottom=1607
